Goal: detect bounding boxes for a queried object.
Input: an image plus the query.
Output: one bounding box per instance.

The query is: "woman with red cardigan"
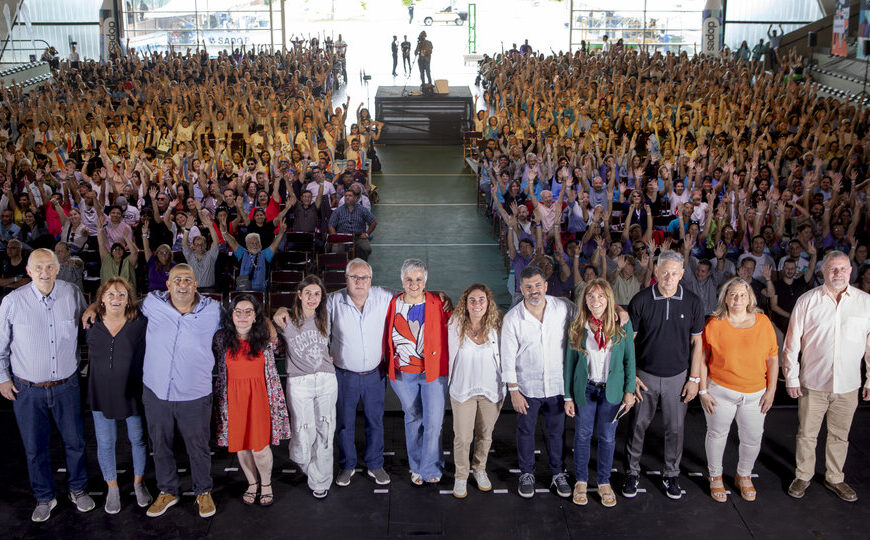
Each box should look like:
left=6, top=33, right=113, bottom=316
left=385, top=258, right=450, bottom=486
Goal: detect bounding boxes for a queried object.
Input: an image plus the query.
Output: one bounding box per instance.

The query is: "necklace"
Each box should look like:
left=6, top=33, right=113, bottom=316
left=469, top=324, right=483, bottom=338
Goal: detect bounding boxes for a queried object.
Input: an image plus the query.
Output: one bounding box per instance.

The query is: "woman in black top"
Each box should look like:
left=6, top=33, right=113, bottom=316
left=86, top=277, right=151, bottom=514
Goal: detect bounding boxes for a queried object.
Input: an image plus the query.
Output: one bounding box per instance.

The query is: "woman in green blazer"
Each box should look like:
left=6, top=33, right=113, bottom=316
left=564, top=278, right=636, bottom=508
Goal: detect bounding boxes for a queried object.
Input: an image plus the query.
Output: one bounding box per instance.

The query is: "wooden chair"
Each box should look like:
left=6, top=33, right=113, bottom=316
left=271, top=250, right=310, bottom=271
left=228, top=290, right=266, bottom=309
left=282, top=232, right=316, bottom=254
left=326, top=233, right=354, bottom=257
left=321, top=270, right=346, bottom=286
left=271, top=269, right=304, bottom=286
left=201, top=292, right=224, bottom=304
left=269, top=291, right=297, bottom=315
left=317, top=252, right=348, bottom=272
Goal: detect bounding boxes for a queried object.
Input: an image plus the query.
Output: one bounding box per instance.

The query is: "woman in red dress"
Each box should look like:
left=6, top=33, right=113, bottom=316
left=213, top=293, right=290, bottom=506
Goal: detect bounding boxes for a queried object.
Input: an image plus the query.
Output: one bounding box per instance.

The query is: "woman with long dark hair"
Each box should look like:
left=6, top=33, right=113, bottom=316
left=213, top=293, right=290, bottom=507
left=281, top=276, right=336, bottom=499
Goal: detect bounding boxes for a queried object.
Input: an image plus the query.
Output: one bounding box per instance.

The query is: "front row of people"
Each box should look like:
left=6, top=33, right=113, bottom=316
left=0, top=249, right=868, bottom=523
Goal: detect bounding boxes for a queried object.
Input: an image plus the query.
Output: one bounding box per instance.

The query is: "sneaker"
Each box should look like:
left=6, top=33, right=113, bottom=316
left=367, top=468, right=391, bottom=485
left=68, top=490, right=96, bottom=513
left=336, top=469, right=355, bottom=487
left=663, top=476, right=682, bottom=500
left=31, top=499, right=57, bottom=522
left=312, top=489, right=329, bottom=499
left=518, top=473, right=535, bottom=499
left=134, top=482, right=153, bottom=508
left=196, top=492, right=216, bottom=518
left=104, top=487, right=121, bottom=515
left=146, top=492, right=178, bottom=517
left=453, top=479, right=468, bottom=499
left=551, top=472, right=571, bottom=498
left=622, top=474, right=639, bottom=498
left=473, top=470, right=492, bottom=492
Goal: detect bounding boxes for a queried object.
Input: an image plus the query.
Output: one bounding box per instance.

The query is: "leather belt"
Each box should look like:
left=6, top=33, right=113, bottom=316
left=16, top=374, right=74, bottom=388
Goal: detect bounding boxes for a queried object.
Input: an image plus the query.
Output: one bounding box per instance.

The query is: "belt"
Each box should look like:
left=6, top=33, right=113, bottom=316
left=587, top=381, right=607, bottom=389
left=337, top=366, right=380, bottom=376
left=16, top=374, right=74, bottom=388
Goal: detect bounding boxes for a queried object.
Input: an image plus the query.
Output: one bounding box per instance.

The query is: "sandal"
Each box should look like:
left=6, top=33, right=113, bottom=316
left=735, top=475, right=756, bottom=502
left=427, top=477, right=441, bottom=484
left=598, top=484, right=617, bottom=508
left=259, top=483, right=274, bottom=506
left=709, top=476, right=727, bottom=503
left=410, top=473, right=423, bottom=486
left=242, top=482, right=258, bottom=505
left=572, top=481, right=588, bottom=506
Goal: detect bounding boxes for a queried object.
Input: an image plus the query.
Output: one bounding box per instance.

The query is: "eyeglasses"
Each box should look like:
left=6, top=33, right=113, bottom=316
left=233, top=308, right=255, bottom=317
left=347, top=275, right=371, bottom=282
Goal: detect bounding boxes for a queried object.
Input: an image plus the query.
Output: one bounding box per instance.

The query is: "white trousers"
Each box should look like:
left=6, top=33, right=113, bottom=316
left=704, top=381, right=767, bottom=477
left=286, top=372, right=338, bottom=491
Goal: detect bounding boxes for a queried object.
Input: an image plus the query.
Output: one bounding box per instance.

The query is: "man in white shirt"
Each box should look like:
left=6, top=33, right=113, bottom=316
left=783, top=250, right=870, bottom=502
left=501, top=265, right=576, bottom=499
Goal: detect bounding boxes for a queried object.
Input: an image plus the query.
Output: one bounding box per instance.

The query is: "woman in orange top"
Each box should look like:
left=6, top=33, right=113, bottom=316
left=700, top=277, right=778, bottom=504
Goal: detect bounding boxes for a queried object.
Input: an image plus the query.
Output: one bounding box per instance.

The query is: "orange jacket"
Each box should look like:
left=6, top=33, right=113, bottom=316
left=384, top=291, right=450, bottom=382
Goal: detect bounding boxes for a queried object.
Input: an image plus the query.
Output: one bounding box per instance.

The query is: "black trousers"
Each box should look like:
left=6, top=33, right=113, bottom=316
left=392, top=53, right=398, bottom=75
left=143, top=387, right=213, bottom=496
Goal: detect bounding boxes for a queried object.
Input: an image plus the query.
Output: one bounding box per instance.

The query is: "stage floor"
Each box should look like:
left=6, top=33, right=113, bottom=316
left=374, top=86, right=473, bottom=145
left=1, top=404, right=868, bottom=539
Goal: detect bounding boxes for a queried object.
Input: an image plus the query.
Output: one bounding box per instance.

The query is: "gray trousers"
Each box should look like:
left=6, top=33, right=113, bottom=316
left=625, top=369, right=687, bottom=477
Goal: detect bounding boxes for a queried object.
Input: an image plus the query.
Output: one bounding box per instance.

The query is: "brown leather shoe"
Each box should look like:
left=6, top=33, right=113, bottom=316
left=787, top=478, right=810, bottom=499
left=824, top=480, right=858, bottom=502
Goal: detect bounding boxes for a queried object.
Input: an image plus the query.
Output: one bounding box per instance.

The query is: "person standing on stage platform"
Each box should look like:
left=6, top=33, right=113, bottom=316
left=408, top=2, right=414, bottom=24
left=415, top=31, right=433, bottom=86
left=391, top=36, right=399, bottom=77
left=401, top=35, right=412, bottom=75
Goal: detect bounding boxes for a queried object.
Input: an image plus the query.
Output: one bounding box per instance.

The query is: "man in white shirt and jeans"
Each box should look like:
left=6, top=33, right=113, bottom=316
left=783, top=250, right=870, bottom=502
left=501, top=265, right=576, bottom=499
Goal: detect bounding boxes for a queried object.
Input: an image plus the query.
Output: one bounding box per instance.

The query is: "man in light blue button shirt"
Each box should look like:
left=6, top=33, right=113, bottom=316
left=324, top=258, right=395, bottom=487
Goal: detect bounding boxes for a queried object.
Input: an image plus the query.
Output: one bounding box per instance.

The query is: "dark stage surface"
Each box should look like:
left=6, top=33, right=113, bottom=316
left=374, top=86, right=473, bottom=145
left=1, top=403, right=868, bottom=539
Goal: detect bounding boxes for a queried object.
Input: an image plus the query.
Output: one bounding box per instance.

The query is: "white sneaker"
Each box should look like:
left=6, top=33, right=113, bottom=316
left=453, top=479, right=468, bottom=499
left=473, top=470, right=492, bottom=492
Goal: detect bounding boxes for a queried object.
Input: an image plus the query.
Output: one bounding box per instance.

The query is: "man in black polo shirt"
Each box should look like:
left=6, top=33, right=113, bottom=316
left=623, top=250, right=705, bottom=500
left=770, top=255, right=814, bottom=335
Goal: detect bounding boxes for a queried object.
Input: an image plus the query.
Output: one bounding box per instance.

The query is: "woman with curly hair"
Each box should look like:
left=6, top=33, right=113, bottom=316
left=564, top=278, right=636, bottom=508
left=447, top=284, right=504, bottom=498
left=212, top=293, right=290, bottom=507
left=281, top=275, right=336, bottom=499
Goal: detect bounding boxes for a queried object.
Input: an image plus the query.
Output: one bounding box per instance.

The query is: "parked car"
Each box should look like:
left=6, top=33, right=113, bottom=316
left=421, top=6, right=467, bottom=26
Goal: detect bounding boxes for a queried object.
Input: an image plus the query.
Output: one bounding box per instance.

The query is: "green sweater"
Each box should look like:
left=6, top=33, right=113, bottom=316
left=564, top=319, right=636, bottom=406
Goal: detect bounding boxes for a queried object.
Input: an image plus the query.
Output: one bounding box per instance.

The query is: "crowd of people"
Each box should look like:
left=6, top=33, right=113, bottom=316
left=0, top=33, right=869, bottom=529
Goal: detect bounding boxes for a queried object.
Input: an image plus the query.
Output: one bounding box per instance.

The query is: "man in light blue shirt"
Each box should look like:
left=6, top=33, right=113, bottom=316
left=0, top=249, right=94, bottom=522
left=324, top=258, right=395, bottom=487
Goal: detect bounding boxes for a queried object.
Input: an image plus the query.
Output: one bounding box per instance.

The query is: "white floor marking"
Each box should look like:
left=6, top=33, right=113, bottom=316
left=374, top=489, right=389, bottom=494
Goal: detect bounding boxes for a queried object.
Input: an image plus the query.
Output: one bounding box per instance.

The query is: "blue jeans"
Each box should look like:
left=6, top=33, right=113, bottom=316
left=91, top=411, right=147, bottom=482
left=335, top=367, right=386, bottom=470
left=390, top=372, right=447, bottom=479
left=12, top=376, right=88, bottom=502
left=574, top=383, right=621, bottom=485
left=516, top=394, right=565, bottom=476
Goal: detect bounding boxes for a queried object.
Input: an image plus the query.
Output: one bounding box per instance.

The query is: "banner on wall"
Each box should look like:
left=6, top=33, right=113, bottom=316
left=99, top=0, right=120, bottom=63
left=832, top=0, right=850, bottom=57
left=701, top=0, right=723, bottom=56
left=859, top=0, right=870, bottom=59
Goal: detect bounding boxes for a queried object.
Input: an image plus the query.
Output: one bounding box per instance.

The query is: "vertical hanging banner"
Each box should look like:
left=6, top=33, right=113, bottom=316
left=99, top=0, right=119, bottom=63
left=2, top=5, right=13, bottom=60
left=831, top=0, right=850, bottom=57
left=701, top=0, right=723, bottom=56
left=859, top=0, right=870, bottom=59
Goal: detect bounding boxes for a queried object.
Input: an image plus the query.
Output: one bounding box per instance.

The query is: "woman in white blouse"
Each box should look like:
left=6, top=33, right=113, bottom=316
left=448, top=284, right=504, bottom=499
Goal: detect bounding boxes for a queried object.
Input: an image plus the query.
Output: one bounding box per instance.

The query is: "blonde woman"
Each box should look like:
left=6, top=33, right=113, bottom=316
left=447, top=284, right=504, bottom=499
left=564, top=278, right=636, bottom=508
left=700, top=277, right=778, bottom=503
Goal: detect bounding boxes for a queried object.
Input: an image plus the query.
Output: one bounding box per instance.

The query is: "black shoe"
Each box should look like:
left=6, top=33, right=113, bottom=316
left=663, top=476, right=682, bottom=500
left=518, top=473, right=535, bottom=499
left=551, top=473, right=571, bottom=498
left=622, top=474, right=639, bottom=498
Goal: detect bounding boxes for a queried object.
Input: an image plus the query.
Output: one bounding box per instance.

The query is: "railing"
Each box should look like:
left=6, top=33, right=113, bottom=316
left=0, top=39, right=53, bottom=65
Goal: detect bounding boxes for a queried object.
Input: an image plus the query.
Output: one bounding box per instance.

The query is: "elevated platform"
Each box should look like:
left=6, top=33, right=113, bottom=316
left=374, top=85, right=473, bottom=145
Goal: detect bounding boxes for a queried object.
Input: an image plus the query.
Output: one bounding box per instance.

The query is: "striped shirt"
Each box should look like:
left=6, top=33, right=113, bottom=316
left=183, top=242, right=219, bottom=288
left=0, top=280, right=86, bottom=384
left=328, top=203, right=375, bottom=235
